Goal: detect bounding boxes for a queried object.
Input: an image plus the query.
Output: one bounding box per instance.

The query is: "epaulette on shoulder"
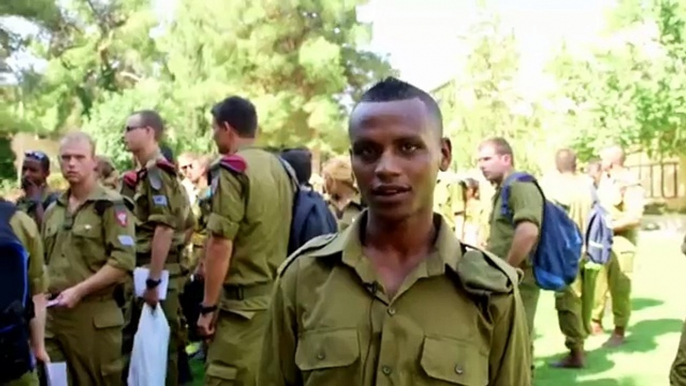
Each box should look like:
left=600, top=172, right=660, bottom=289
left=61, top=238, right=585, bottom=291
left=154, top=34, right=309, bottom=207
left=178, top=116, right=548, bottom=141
left=277, top=233, right=339, bottom=278
left=122, top=170, right=139, bottom=189
left=455, top=243, right=522, bottom=296
left=215, top=154, right=247, bottom=174
left=154, top=159, right=177, bottom=176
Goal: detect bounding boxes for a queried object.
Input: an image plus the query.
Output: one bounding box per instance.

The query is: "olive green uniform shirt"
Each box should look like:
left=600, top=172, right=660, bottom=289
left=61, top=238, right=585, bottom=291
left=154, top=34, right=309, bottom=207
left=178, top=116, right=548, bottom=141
left=207, top=147, right=294, bottom=291
left=598, top=170, right=644, bottom=251
left=11, top=210, right=48, bottom=296
left=42, top=185, right=135, bottom=296
left=16, top=189, right=58, bottom=227
left=487, top=175, right=544, bottom=264
left=541, top=173, right=594, bottom=235
left=433, top=176, right=466, bottom=231
left=133, top=151, right=189, bottom=262
left=260, top=212, right=531, bottom=386
left=328, top=196, right=364, bottom=232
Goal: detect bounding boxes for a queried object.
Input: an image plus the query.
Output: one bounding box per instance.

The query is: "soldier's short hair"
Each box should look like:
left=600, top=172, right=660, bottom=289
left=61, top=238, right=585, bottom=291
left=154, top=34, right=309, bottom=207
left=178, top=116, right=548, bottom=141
left=555, top=148, right=577, bottom=173
left=479, top=137, right=513, bottom=157
left=281, top=148, right=312, bottom=186
left=211, top=96, right=258, bottom=138
left=355, top=77, right=443, bottom=135
left=60, top=132, right=96, bottom=157
left=131, top=110, right=165, bottom=140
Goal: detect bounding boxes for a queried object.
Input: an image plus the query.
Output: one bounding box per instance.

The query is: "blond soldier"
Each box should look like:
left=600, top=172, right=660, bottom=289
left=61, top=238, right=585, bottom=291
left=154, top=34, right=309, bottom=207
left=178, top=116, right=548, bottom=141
left=591, top=145, right=645, bottom=347
left=42, top=132, right=135, bottom=385
left=259, top=78, right=530, bottom=386
left=322, top=155, right=364, bottom=231
left=478, top=137, right=543, bottom=374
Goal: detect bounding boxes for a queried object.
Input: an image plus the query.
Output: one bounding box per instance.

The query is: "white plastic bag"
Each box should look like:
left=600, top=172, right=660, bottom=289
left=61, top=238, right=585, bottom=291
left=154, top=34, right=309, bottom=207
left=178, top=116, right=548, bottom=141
left=127, top=304, right=170, bottom=386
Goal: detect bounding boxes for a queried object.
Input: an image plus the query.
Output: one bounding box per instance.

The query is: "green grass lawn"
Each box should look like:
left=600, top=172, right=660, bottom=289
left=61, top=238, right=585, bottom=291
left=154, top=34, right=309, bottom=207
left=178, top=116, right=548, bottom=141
left=188, top=231, right=685, bottom=385
left=534, top=231, right=685, bottom=386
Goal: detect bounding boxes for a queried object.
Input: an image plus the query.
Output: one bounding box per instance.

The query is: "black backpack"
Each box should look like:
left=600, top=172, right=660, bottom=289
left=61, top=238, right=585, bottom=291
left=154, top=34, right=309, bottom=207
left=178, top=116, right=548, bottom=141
left=278, top=158, right=338, bottom=256
left=0, top=201, right=34, bottom=382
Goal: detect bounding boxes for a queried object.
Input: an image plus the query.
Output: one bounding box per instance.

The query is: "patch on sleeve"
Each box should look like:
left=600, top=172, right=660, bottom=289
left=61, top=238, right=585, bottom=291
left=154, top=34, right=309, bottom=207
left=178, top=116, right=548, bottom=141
left=211, top=175, right=219, bottom=195
left=115, top=209, right=128, bottom=227
left=153, top=195, right=168, bottom=206
left=149, top=168, right=162, bottom=190
left=118, top=235, right=134, bottom=246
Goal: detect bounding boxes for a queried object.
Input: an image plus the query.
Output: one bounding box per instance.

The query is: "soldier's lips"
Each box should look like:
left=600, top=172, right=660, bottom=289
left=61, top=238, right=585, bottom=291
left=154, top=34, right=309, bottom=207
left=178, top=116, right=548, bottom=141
left=370, top=185, right=411, bottom=203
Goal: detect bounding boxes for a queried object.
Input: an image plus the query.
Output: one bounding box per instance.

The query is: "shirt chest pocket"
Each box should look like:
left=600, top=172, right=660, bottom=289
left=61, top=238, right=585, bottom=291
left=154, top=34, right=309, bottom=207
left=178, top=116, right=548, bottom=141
left=295, top=328, right=360, bottom=383
left=72, top=222, right=105, bottom=265
left=417, top=337, right=488, bottom=386
left=43, top=224, right=59, bottom=263
left=134, top=192, right=149, bottom=220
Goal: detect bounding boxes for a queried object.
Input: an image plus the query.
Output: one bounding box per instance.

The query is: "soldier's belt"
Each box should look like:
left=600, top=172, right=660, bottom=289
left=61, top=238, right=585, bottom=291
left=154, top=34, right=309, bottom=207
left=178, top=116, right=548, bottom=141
left=223, top=283, right=274, bottom=301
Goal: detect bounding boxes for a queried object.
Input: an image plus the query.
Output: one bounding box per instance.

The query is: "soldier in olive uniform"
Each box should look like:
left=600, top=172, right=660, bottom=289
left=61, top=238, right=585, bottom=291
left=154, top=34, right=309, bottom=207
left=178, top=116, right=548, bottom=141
left=42, top=132, right=135, bottom=385
left=259, top=78, right=531, bottom=386
left=3, top=202, right=49, bottom=386
left=478, top=137, right=543, bottom=371
left=322, top=155, right=364, bottom=231
left=16, top=151, right=59, bottom=228
left=541, top=149, right=595, bottom=368
left=591, top=145, right=644, bottom=347
left=121, top=110, right=190, bottom=386
left=196, top=96, right=294, bottom=386
left=433, top=171, right=466, bottom=235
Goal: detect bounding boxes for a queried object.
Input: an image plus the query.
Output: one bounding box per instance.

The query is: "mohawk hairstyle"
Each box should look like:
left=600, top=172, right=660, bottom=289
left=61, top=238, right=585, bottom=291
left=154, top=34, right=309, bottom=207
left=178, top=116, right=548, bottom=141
left=357, top=77, right=443, bottom=134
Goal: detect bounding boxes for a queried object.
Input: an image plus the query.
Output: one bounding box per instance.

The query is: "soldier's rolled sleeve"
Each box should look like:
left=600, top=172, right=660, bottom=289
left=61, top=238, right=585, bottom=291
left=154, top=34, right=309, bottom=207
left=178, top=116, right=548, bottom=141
left=103, top=204, right=136, bottom=272
left=145, top=171, right=178, bottom=229
left=488, top=288, right=532, bottom=385
left=510, top=182, right=543, bottom=227
left=206, top=171, right=245, bottom=240
left=259, top=262, right=299, bottom=386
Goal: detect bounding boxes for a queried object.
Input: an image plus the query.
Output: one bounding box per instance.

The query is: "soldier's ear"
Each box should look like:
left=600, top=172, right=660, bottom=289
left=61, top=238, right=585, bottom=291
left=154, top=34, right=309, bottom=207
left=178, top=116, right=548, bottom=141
left=439, top=138, right=452, bottom=172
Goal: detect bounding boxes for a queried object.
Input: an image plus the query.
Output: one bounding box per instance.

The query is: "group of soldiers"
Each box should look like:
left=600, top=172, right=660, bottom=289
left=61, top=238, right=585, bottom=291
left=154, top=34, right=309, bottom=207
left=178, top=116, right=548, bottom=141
left=3, top=75, right=683, bottom=386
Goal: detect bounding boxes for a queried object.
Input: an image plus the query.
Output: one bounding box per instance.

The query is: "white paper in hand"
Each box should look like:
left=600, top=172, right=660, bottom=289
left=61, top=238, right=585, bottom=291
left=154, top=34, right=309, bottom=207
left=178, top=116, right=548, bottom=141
left=46, top=362, right=68, bottom=386
left=133, top=268, right=169, bottom=300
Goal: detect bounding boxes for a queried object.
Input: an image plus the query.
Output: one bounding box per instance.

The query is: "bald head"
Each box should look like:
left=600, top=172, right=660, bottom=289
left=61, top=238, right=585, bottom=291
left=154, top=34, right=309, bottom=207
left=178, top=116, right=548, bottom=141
left=555, top=148, right=577, bottom=173
left=601, top=144, right=626, bottom=170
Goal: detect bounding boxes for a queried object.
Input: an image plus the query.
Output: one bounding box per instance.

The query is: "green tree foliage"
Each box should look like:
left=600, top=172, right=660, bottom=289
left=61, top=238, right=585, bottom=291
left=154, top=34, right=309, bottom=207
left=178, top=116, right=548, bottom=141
left=3, top=0, right=393, bottom=171
left=437, top=11, right=544, bottom=173
left=550, top=0, right=686, bottom=159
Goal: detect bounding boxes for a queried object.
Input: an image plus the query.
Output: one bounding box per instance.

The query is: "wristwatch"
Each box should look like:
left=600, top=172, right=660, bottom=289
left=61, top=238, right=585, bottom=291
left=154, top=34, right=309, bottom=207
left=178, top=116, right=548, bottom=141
left=199, top=304, right=218, bottom=315
left=145, top=278, right=162, bottom=289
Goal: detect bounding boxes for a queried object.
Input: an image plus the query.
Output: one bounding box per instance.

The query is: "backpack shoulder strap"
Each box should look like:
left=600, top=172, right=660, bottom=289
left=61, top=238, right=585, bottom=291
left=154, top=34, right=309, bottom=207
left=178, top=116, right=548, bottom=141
left=500, top=172, right=536, bottom=218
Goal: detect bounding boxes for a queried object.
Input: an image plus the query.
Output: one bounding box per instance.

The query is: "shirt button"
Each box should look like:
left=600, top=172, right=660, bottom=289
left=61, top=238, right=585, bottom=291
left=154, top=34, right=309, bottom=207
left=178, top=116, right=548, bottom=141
left=387, top=307, right=396, bottom=316
left=455, top=365, right=464, bottom=375
left=316, top=352, right=325, bottom=360
left=382, top=366, right=392, bottom=375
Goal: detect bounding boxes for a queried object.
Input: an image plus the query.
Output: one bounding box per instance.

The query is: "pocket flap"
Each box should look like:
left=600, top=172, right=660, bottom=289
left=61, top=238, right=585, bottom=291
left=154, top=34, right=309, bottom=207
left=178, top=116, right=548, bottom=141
left=420, top=336, right=488, bottom=386
left=206, top=363, right=237, bottom=380
left=295, top=329, right=359, bottom=371
left=93, top=306, right=124, bottom=329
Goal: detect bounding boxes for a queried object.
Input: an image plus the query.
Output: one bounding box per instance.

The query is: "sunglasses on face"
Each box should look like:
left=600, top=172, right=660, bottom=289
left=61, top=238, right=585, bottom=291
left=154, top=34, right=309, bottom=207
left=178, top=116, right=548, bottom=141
left=125, top=125, right=147, bottom=132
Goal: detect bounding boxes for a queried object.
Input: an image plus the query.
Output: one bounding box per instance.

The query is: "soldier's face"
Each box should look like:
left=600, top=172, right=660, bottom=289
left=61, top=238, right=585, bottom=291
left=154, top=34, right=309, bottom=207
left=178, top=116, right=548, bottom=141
left=124, top=115, right=154, bottom=152
left=21, top=158, right=47, bottom=187
left=59, top=139, right=97, bottom=185
left=477, top=145, right=510, bottom=183
left=178, top=156, right=194, bottom=180
left=349, top=98, right=450, bottom=221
